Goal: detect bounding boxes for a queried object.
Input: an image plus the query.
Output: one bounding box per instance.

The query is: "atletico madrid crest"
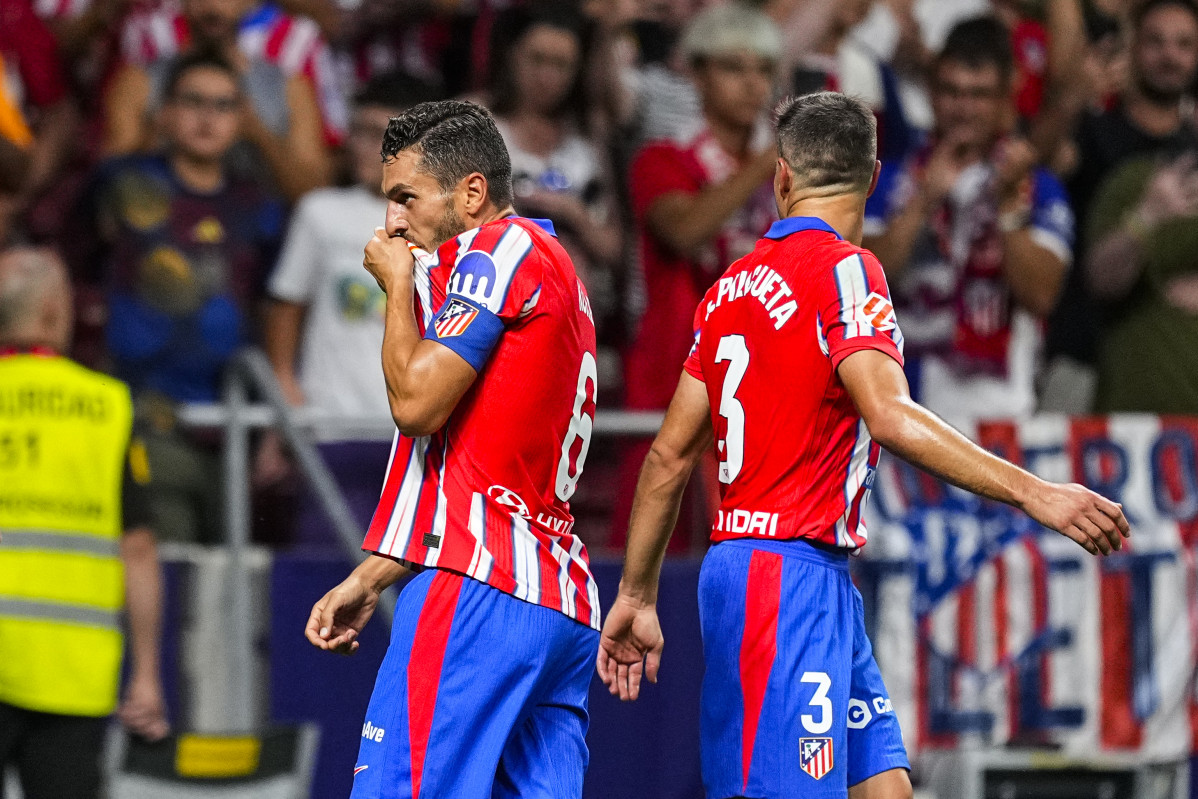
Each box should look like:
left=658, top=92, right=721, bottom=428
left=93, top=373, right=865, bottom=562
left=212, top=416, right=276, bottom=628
left=434, top=298, right=479, bottom=338
left=799, top=737, right=833, bottom=780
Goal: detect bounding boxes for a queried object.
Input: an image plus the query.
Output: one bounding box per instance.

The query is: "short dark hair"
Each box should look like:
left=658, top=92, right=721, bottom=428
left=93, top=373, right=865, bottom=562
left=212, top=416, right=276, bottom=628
left=1132, top=0, right=1198, bottom=31
left=774, top=92, right=876, bottom=193
left=354, top=70, right=444, bottom=112
left=162, top=48, right=240, bottom=100
left=381, top=100, right=514, bottom=209
left=487, top=4, right=589, bottom=126
left=937, top=16, right=1014, bottom=86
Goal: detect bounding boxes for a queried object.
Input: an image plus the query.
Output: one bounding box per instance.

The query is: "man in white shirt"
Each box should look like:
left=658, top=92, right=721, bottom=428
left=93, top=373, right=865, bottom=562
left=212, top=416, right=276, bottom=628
left=258, top=72, right=441, bottom=546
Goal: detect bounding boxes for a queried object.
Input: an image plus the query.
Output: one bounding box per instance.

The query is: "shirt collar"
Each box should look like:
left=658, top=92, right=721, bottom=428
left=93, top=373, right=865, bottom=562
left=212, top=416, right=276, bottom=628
left=763, top=216, right=842, bottom=241
left=517, top=217, right=557, bottom=238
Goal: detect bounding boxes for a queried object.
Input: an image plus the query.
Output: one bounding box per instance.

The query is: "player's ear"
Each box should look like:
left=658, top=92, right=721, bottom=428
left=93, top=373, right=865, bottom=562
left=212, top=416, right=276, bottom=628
left=866, top=160, right=881, bottom=198
left=460, top=172, right=488, bottom=216
left=773, top=157, right=791, bottom=207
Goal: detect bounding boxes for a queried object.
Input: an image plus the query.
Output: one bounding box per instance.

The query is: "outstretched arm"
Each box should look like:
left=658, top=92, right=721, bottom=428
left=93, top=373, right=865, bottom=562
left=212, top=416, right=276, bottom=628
left=838, top=349, right=1129, bottom=554
left=598, top=372, right=712, bottom=700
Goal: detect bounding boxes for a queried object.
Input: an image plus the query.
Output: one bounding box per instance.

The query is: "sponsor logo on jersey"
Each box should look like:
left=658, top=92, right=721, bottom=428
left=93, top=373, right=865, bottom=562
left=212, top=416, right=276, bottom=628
left=434, top=298, right=479, bottom=338
left=860, top=292, right=896, bottom=332
left=361, top=721, right=385, bottom=742
left=799, top=737, right=833, bottom=780
left=715, top=508, right=779, bottom=536
left=450, top=251, right=497, bottom=304
left=536, top=511, right=574, bottom=536
left=354, top=765, right=369, bottom=776
left=847, top=695, right=892, bottom=730
left=488, top=484, right=531, bottom=519
left=847, top=698, right=873, bottom=729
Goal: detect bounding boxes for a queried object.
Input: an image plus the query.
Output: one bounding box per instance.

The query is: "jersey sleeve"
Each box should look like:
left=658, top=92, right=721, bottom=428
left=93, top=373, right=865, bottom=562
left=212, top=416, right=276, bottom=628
left=121, top=434, right=154, bottom=531
left=1028, top=167, right=1075, bottom=266
left=424, top=222, right=544, bottom=372
left=817, top=251, right=905, bottom=370
left=628, top=142, right=700, bottom=224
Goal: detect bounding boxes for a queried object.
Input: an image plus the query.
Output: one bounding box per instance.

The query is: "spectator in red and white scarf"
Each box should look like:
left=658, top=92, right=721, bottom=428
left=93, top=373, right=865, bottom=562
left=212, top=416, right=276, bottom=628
left=863, top=16, right=1074, bottom=425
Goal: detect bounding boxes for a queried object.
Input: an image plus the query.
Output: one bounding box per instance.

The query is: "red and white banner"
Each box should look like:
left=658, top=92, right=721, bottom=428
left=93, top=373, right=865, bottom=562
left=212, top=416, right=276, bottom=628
left=860, top=416, right=1198, bottom=762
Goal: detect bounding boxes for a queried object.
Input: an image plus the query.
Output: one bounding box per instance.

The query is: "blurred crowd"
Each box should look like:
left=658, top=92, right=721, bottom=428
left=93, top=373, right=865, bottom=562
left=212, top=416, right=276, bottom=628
left=3, top=0, right=1196, bottom=549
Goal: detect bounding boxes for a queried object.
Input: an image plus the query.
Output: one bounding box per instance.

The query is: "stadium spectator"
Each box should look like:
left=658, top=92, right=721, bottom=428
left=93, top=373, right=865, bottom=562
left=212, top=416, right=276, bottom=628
left=338, top=0, right=467, bottom=96
left=0, top=246, right=168, bottom=799
left=71, top=50, right=284, bottom=543
left=1082, top=151, right=1198, bottom=413
left=258, top=72, right=441, bottom=546
left=788, top=0, right=920, bottom=163
left=102, top=0, right=339, bottom=200
left=616, top=1, right=780, bottom=551
left=864, top=17, right=1073, bottom=425
left=1044, top=0, right=1198, bottom=410
left=0, top=59, right=31, bottom=194
left=488, top=5, right=623, bottom=343
left=0, top=0, right=79, bottom=244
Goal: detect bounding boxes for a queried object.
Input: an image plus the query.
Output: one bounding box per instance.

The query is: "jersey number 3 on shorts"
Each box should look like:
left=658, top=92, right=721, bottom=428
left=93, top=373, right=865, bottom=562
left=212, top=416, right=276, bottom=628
left=800, top=672, right=832, bottom=734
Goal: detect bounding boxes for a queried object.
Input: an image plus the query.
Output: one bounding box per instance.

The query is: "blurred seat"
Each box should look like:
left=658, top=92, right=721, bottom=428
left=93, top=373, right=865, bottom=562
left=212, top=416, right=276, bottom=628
left=106, top=725, right=319, bottom=799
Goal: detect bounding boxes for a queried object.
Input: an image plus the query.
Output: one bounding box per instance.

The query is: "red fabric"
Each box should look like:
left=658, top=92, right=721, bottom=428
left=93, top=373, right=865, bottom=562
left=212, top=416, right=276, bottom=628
left=1067, top=417, right=1141, bottom=748
left=0, top=0, right=69, bottom=107
left=363, top=218, right=601, bottom=629
left=407, top=571, right=463, bottom=799
left=1011, top=19, right=1048, bottom=120
left=119, top=4, right=346, bottom=143
left=624, top=133, right=775, bottom=411
left=0, top=346, right=56, bottom=357
left=690, top=227, right=903, bottom=549
left=739, top=549, right=781, bottom=790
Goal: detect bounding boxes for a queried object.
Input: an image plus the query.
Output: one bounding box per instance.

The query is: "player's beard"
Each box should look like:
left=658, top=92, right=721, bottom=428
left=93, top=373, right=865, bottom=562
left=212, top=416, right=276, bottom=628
left=428, top=200, right=467, bottom=252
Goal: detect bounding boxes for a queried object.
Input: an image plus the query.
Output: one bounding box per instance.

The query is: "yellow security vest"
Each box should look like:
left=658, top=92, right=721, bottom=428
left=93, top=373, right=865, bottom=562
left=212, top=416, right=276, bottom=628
left=0, top=352, right=133, bottom=716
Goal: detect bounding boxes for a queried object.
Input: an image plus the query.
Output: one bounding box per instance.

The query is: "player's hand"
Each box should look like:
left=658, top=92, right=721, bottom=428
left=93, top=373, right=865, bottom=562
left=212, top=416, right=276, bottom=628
left=118, top=672, right=170, bottom=741
left=1021, top=479, right=1131, bottom=556
left=597, top=592, right=664, bottom=702
left=305, top=575, right=381, bottom=655
left=363, top=226, right=416, bottom=294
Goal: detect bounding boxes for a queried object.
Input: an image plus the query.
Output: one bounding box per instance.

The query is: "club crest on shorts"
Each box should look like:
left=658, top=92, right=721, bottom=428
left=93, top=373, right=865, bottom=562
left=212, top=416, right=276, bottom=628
left=799, top=737, right=833, bottom=780
left=434, top=298, right=479, bottom=338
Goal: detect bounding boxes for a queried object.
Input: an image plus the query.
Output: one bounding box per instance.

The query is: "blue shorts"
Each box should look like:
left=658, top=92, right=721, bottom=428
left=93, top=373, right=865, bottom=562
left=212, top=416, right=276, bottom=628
left=698, top=539, right=909, bottom=798
left=351, top=569, right=599, bottom=799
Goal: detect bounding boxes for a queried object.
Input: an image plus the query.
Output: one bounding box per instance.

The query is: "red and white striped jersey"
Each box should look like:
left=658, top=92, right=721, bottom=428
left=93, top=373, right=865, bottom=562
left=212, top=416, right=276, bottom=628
left=684, top=216, right=905, bottom=551
left=118, top=1, right=347, bottom=144
left=363, top=217, right=602, bottom=630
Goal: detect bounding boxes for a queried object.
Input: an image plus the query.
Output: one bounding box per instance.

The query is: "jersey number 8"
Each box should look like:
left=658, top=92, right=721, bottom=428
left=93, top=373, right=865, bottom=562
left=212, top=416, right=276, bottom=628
left=556, top=351, right=598, bottom=501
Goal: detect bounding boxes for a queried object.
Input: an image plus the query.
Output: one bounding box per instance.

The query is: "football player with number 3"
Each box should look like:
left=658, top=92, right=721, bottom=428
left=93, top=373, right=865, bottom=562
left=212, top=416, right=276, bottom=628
left=598, top=92, right=1131, bottom=799
left=304, top=101, right=601, bottom=799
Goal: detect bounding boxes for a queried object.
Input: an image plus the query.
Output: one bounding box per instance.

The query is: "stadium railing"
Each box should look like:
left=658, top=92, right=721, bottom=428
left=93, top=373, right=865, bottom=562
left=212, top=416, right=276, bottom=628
left=175, top=347, right=665, bottom=732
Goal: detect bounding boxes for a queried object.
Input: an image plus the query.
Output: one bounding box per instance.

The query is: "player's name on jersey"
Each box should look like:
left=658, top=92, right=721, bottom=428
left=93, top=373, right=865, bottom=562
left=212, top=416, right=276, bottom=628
left=715, top=508, right=780, bottom=536
left=705, top=265, right=798, bottom=331
left=577, top=281, right=594, bottom=325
